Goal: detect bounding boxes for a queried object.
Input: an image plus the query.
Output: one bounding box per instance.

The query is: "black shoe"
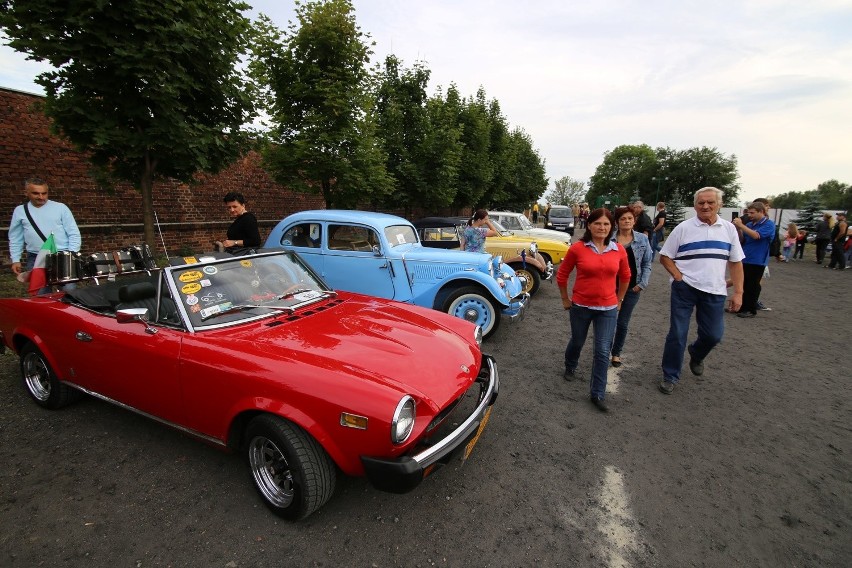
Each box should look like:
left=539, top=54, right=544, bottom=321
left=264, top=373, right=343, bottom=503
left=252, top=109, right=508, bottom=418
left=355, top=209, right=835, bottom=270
left=736, top=311, right=756, bottom=318
left=563, top=368, right=576, bottom=381
left=659, top=380, right=674, bottom=394
left=610, top=356, right=622, bottom=368
left=687, top=345, right=704, bottom=376
left=591, top=397, right=609, bottom=412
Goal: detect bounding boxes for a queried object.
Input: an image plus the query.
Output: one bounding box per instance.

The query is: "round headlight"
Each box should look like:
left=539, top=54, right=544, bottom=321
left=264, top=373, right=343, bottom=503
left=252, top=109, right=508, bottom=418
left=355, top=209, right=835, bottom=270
left=529, top=242, right=538, bottom=255
left=391, top=396, right=416, bottom=444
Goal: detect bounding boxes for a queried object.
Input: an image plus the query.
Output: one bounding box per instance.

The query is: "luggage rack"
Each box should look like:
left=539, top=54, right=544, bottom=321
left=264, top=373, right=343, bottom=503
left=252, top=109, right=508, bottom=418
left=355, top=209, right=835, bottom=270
left=47, top=244, right=158, bottom=286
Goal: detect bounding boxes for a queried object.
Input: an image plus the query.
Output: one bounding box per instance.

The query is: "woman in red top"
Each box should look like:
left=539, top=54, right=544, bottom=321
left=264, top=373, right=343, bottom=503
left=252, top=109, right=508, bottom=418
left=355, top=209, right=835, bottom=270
left=557, top=208, right=630, bottom=412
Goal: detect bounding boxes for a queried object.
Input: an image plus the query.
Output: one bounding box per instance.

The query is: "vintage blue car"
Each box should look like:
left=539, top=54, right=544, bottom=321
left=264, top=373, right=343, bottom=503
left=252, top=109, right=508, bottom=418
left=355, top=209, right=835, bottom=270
left=265, top=211, right=529, bottom=337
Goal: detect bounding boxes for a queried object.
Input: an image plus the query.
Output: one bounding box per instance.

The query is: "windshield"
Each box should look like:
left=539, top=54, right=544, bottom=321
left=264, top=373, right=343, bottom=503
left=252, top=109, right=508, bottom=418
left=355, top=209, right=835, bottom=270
left=167, top=252, right=334, bottom=330
left=550, top=207, right=571, bottom=217
left=517, top=215, right=534, bottom=230
left=384, top=224, right=419, bottom=247
left=491, top=220, right=512, bottom=236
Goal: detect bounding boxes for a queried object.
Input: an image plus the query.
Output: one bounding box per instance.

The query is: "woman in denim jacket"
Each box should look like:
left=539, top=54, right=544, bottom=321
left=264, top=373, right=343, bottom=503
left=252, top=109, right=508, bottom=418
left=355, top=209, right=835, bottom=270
left=610, top=206, right=653, bottom=367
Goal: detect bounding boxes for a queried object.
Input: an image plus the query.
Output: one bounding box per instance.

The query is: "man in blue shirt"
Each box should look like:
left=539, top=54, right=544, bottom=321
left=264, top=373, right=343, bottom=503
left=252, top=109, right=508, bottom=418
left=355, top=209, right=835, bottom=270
left=732, top=201, right=775, bottom=317
left=9, top=177, right=81, bottom=277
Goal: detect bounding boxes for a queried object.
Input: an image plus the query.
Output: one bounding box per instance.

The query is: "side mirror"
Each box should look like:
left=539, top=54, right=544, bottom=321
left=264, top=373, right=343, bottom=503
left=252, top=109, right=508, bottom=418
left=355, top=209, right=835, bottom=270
left=116, top=307, right=157, bottom=334
left=372, top=245, right=382, bottom=256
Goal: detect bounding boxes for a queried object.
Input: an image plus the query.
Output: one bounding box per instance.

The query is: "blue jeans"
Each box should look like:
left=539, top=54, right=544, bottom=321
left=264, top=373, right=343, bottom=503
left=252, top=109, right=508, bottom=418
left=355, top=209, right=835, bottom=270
left=611, top=289, right=641, bottom=357
left=661, top=280, right=726, bottom=383
left=565, top=306, right=618, bottom=400
left=650, top=230, right=663, bottom=258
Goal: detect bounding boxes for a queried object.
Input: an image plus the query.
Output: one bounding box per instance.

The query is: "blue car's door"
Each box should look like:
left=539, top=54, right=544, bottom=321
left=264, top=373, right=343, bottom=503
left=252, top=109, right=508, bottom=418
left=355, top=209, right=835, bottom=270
left=319, top=223, right=397, bottom=299
left=277, top=222, right=325, bottom=275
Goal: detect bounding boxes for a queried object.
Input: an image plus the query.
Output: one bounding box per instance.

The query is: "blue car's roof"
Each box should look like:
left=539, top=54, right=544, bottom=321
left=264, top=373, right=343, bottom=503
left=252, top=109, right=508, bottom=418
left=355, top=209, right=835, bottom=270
left=283, top=210, right=414, bottom=230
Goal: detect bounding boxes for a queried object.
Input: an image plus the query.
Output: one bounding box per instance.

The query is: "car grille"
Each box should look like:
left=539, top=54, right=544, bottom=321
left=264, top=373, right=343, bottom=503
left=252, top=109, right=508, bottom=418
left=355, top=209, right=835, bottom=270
left=410, top=262, right=460, bottom=283
left=421, top=361, right=489, bottom=442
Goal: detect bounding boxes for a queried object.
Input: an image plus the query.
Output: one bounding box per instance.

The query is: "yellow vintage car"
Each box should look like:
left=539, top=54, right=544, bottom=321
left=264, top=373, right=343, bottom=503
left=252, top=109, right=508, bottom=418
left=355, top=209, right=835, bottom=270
left=412, top=217, right=569, bottom=296
left=488, top=220, right=570, bottom=266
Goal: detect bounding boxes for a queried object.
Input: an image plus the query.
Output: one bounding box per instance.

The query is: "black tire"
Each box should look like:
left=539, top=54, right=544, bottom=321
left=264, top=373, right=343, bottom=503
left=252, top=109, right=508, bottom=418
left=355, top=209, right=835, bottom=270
left=245, top=414, right=336, bottom=520
left=19, top=343, right=80, bottom=409
left=509, top=263, right=541, bottom=296
left=437, top=285, right=501, bottom=338
left=538, top=252, right=553, bottom=265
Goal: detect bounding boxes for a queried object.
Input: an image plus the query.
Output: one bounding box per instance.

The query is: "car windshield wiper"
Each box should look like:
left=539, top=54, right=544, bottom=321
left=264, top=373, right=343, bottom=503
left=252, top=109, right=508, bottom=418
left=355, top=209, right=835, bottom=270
left=200, top=303, right=295, bottom=322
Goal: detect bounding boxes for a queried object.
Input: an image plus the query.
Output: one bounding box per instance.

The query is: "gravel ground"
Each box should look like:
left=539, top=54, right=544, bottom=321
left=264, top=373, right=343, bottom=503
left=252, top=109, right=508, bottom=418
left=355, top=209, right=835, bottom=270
left=1, top=251, right=849, bottom=567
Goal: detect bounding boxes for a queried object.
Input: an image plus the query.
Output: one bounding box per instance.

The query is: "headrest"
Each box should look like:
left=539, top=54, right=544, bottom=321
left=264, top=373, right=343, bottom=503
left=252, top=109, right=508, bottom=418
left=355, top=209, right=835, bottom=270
left=118, top=282, right=156, bottom=302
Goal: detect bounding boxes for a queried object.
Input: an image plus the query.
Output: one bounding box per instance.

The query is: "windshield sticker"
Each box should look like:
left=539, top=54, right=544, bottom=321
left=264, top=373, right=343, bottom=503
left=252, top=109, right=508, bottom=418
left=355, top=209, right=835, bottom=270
left=202, top=265, right=218, bottom=275
left=240, top=260, right=253, bottom=268
left=200, top=291, right=226, bottom=304
left=200, top=302, right=232, bottom=319
left=200, top=279, right=211, bottom=287
left=179, top=270, right=203, bottom=283
left=181, top=282, right=202, bottom=295
left=185, top=294, right=198, bottom=306
left=183, top=256, right=198, bottom=264
left=396, top=234, right=406, bottom=245
left=189, top=304, right=201, bottom=313
left=294, top=290, right=323, bottom=302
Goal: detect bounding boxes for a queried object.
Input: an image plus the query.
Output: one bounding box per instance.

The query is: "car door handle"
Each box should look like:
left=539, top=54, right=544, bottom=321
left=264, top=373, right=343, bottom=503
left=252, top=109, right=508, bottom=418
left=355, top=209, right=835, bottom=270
left=381, top=261, right=395, bottom=277
left=75, top=331, right=93, bottom=342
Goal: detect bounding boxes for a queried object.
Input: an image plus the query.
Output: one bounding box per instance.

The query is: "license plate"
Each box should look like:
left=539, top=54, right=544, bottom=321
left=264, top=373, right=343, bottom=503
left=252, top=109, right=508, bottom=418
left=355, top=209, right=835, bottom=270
left=463, top=406, right=493, bottom=460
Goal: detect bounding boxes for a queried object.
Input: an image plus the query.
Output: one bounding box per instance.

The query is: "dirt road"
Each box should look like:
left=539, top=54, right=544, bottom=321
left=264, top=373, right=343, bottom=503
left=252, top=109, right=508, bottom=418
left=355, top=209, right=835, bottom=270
left=1, top=255, right=849, bottom=567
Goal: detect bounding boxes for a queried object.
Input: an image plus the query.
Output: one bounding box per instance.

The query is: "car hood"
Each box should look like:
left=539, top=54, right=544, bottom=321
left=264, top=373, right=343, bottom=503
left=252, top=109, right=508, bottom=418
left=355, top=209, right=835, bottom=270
left=522, top=228, right=573, bottom=243
left=391, top=243, right=492, bottom=265
left=226, top=295, right=481, bottom=408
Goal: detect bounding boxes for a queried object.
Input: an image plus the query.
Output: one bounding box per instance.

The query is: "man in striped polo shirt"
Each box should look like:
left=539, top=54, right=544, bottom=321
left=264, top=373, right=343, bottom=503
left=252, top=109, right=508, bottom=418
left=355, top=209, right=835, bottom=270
left=658, top=187, right=745, bottom=394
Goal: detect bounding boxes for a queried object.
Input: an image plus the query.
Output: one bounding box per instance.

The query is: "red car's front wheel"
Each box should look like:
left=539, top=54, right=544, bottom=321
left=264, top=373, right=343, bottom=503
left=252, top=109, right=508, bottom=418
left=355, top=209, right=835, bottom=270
left=245, top=415, right=336, bottom=520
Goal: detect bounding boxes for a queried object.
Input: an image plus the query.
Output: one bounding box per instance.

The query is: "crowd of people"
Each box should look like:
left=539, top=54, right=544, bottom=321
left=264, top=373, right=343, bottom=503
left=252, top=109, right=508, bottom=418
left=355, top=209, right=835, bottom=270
left=555, top=187, right=849, bottom=413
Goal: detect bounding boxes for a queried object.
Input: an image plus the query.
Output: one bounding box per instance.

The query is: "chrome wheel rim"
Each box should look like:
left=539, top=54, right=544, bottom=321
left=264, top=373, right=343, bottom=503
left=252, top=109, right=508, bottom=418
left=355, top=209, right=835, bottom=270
left=248, top=435, right=295, bottom=508
left=514, top=268, right=536, bottom=294
left=22, top=352, right=51, bottom=402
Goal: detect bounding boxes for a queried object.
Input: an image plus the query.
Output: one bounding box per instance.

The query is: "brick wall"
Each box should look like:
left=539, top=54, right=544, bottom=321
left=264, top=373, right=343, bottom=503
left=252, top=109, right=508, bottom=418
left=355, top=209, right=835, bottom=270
left=0, top=87, right=326, bottom=264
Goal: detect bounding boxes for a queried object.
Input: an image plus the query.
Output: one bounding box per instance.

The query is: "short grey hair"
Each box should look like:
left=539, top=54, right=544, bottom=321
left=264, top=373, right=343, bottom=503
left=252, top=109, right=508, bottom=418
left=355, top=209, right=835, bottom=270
left=694, top=187, right=723, bottom=205
left=631, top=200, right=645, bottom=207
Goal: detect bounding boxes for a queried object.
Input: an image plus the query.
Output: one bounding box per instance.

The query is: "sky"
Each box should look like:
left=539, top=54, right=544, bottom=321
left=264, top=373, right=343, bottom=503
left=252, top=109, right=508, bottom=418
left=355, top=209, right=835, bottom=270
left=2, top=0, right=851, bottom=206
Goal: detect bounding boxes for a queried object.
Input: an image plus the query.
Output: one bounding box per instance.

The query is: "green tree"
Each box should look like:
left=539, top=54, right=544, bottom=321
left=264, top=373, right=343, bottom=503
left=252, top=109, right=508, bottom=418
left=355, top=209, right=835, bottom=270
left=452, top=88, right=494, bottom=210
left=421, top=87, right=463, bottom=212
left=794, top=195, right=825, bottom=232
left=666, top=196, right=687, bottom=230
left=491, top=128, right=547, bottom=211
left=664, top=147, right=741, bottom=206
left=0, top=0, right=256, bottom=248
left=768, top=180, right=850, bottom=211
left=816, top=179, right=850, bottom=210
left=766, top=191, right=802, bottom=209
left=250, top=0, right=392, bottom=208
left=373, top=55, right=432, bottom=214
left=546, top=176, right=587, bottom=206
left=480, top=98, right=512, bottom=207
left=588, top=144, right=657, bottom=206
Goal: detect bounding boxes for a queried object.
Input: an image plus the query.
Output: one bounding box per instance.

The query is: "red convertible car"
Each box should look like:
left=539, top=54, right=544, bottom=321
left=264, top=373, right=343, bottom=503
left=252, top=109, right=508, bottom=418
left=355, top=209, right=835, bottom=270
left=0, top=250, right=498, bottom=520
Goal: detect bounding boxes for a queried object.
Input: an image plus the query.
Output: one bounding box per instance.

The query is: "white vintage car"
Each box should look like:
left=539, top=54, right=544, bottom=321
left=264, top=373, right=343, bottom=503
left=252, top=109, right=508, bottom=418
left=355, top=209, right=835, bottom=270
left=489, top=210, right=574, bottom=241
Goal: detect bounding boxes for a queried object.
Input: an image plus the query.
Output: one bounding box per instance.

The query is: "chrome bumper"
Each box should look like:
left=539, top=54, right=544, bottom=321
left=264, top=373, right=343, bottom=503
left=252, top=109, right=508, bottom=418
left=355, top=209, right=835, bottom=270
left=361, top=354, right=499, bottom=493
left=504, top=292, right=529, bottom=323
